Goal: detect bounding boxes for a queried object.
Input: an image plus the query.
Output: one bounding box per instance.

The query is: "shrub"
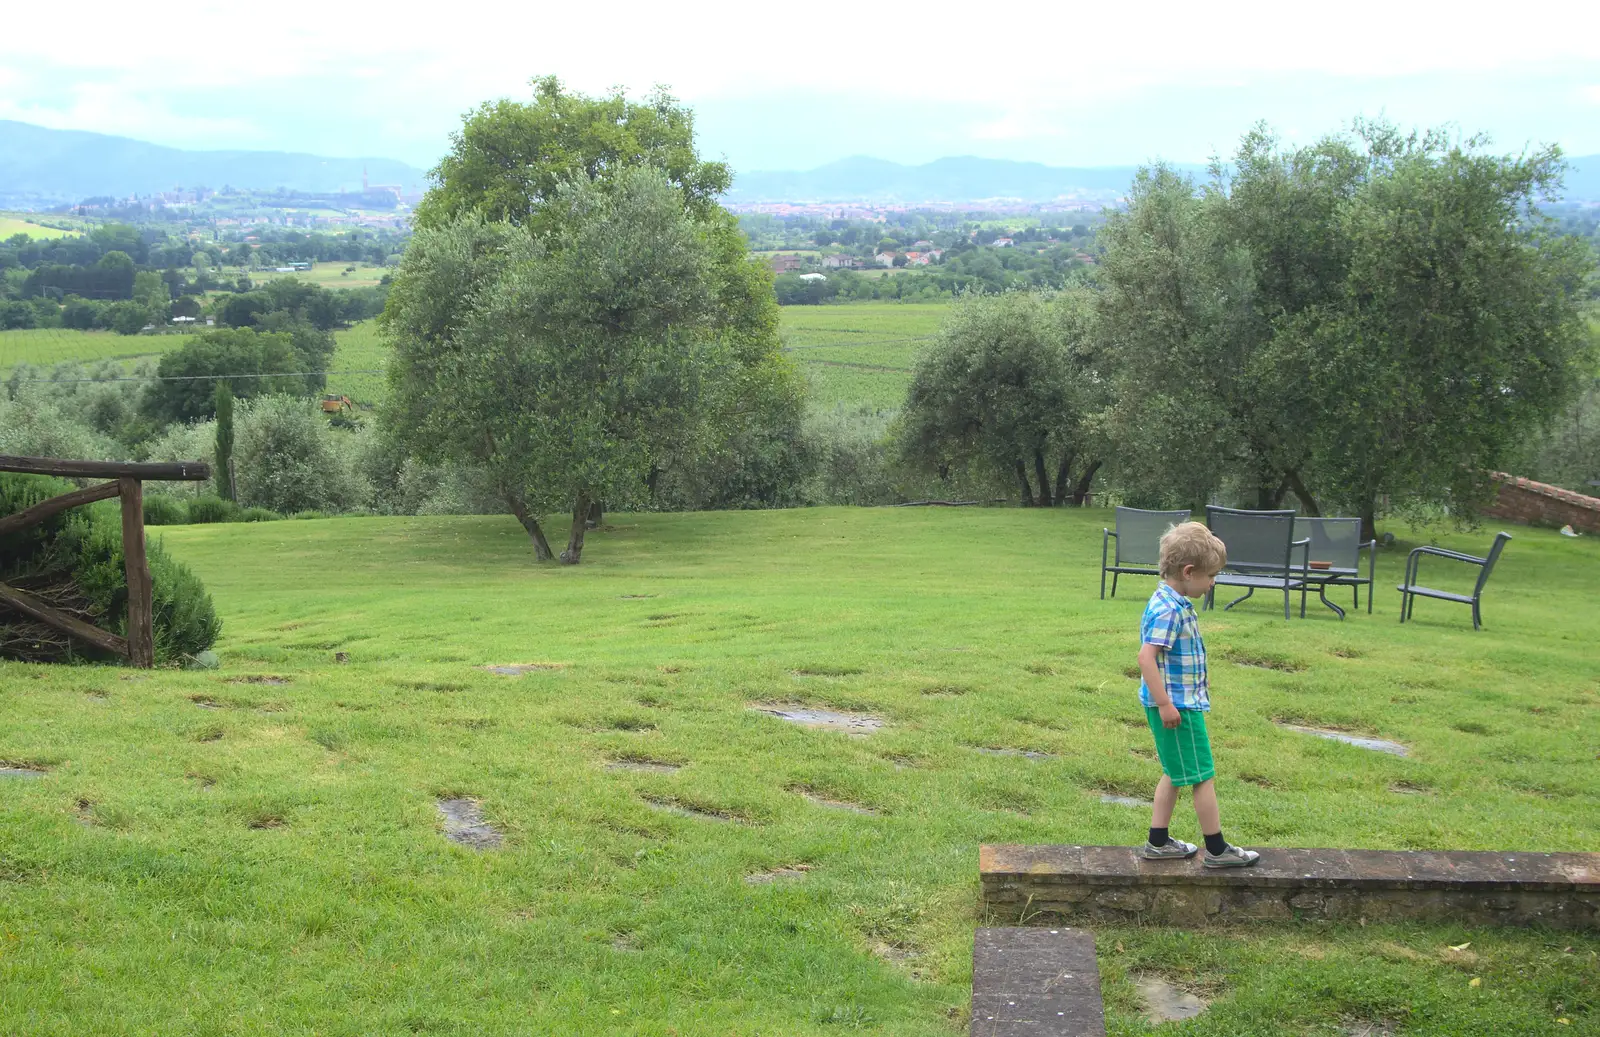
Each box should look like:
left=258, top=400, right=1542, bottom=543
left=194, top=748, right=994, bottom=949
left=185, top=495, right=240, bottom=524
left=238, top=506, right=282, bottom=522
left=289, top=510, right=329, bottom=520
left=143, top=494, right=188, bottom=526
left=139, top=419, right=217, bottom=499
left=141, top=328, right=308, bottom=424
left=233, top=395, right=370, bottom=514
left=0, top=473, right=220, bottom=664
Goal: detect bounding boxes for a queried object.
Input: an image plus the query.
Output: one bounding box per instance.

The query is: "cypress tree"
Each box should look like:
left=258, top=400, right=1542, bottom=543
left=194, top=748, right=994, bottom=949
left=214, top=381, right=235, bottom=502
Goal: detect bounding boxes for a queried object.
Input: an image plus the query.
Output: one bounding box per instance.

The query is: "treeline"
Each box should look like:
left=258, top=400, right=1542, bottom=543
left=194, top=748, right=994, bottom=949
left=0, top=221, right=389, bottom=333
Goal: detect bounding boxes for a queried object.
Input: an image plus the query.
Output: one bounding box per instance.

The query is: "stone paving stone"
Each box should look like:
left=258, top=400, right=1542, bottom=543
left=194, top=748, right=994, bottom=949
left=971, top=927, right=1105, bottom=1036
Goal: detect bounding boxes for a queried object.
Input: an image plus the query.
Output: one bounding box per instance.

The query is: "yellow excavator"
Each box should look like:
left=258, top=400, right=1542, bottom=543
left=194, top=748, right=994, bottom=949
left=320, top=394, right=355, bottom=415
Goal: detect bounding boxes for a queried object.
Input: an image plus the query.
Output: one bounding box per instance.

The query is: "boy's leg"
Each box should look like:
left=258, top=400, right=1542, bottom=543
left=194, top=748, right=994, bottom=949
left=1192, top=778, right=1220, bottom=836
left=1150, top=774, right=1179, bottom=832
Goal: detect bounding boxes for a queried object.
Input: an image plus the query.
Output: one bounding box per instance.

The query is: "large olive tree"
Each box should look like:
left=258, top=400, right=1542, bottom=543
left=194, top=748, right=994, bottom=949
left=384, top=170, right=731, bottom=563
left=387, top=76, right=802, bottom=558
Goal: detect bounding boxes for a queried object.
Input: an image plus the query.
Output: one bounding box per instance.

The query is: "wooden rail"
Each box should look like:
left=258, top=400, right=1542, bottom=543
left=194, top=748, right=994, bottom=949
left=0, top=455, right=210, bottom=667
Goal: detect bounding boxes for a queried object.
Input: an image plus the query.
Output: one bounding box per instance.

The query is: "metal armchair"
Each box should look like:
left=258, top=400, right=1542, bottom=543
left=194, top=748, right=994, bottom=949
left=1101, top=507, right=1191, bottom=599
left=1397, top=532, right=1511, bottom=631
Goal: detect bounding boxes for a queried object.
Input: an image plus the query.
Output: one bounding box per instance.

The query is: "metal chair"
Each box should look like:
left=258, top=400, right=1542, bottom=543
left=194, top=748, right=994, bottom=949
left=1293, top=517, right=1378, bottom=619
left=1100, top=507, right=1190, bottom=599
left=1205, top=506, right=1309, bottom=620
left=1398, top=532, right=1511, bottom=631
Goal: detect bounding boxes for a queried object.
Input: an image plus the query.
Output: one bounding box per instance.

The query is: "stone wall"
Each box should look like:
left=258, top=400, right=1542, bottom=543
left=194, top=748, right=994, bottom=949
left=1482, top=473, right=1600, bottom=534
left=980, top=844, right=1600, bottom=931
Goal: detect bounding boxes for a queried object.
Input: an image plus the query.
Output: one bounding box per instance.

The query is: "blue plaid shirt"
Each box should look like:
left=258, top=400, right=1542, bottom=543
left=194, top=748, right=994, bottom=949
left=1139, top=581, right=1209, bottom=711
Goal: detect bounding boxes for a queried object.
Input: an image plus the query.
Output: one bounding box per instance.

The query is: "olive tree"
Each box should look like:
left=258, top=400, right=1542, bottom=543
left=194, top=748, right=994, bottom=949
left=384, top=169, right=731, bottom=563
left=901, top=289, right=1106, bottom=506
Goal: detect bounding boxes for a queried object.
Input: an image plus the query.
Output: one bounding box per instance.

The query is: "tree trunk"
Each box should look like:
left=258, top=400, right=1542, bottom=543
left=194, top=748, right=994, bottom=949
left=1359, top=504, right=1378, bottom=544
left=586, top=499, right=603, bottom=529
left=503, top=492, right=554, bottom=561
left=1284, top=469, right=1320, bottom=516
left=1071, top=459, right=1103, bottom=506
left=560, top=492, right=592, bottom=565
left=1032, top=450, right=1053, bottom=507
left=1053, top=452, right=1075, bottom=506
left=1013, top=460, right=1034, bottom=506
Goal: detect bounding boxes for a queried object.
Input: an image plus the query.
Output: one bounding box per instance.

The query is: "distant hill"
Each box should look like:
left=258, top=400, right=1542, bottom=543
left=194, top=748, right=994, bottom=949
left=0, top=121, right=428, bottom=209
left=729, top=153, right=1600, bottom=206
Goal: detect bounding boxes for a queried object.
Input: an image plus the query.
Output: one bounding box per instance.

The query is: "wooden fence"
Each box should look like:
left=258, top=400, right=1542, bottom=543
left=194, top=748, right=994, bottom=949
left=0, top=455, right=211, bottom=667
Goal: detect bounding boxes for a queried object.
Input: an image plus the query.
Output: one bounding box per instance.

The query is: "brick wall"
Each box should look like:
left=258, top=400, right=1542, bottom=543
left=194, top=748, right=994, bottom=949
left=1481, top=473, right=1600, bottom=534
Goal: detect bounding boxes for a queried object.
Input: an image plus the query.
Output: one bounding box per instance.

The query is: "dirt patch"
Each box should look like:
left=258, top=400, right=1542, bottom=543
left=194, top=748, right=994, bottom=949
left=1390, top=780, right=1433, bottom=795
left=436, top=798, right=503, bottom=849
left=227, top=675, right=291, bottom=685
left=745, top=865, right=811, bottom=886
left=1339, top=1018, right=1401, bottom=1036
left=1238, top=772, right=1278, bottom=788
left=618, top=594, right=657, bottom=600
left=921, top=684, right=967, bottom=697
left=798, top=790, right=878, bottom=816
left=1230, top=652, right=1306, bottom=672
left=643, top=796, right=744, bottom=823
left=248, top=813, right=286, bottom=830
left=751, top=705, right=884, bottom=734
left=1099, top=794, right=1152, bottom=808
left=1024, top=662, right=1057, bottom=676
left=1278, top=722, right=1408, bottom=756
left=791, top=665, right=863, bottom=678
left=1133, top=974, right=1207, bottom=1023
left=190, top=695, right=224, bottom=709
left=605, top=759, right=682, bottom=774
left=0, top=764, right=47, bottom=779
left=484, top=662, right=567, bottom=676
left=186, top=772, right=216, bottom=788
left=972, top=747, right=1057, bottom=760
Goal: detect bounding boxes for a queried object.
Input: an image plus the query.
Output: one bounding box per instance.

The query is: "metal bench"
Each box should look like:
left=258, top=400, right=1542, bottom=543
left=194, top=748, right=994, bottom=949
left=1398, top=532, right=1511, bottom=630
left=1100, top=507, right=1190, bottom=599
left=1205, top=506, right=1309, bottom=620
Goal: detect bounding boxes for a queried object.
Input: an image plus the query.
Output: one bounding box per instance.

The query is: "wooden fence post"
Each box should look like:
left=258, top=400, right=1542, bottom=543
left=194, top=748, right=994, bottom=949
left=118, top=477, right=154, bottom=668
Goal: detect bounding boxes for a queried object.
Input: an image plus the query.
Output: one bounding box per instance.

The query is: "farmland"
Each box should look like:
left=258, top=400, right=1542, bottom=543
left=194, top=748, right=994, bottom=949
left=0, top=215, right=74, bottom=240
left=2, top=507, right=1596, bottom=1034
left=2, top=301, right=952, bottom=415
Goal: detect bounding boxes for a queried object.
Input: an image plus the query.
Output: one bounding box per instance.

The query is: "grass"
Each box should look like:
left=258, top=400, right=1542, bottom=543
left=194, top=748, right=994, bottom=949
left=0, top=215, right=74, bottom=240
left=780, top=302, right=949, bottom=410
left=2, top=507, right=1595, bottom=1035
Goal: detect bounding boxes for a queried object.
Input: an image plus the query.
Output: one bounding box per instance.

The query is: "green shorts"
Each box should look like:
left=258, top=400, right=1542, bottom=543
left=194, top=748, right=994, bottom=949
left=1145, top=707, right=1216, bottom=787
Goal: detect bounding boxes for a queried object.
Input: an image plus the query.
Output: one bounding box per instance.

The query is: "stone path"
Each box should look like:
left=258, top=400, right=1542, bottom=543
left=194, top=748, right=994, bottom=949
left=970, top=927, right=1105, bottom=1036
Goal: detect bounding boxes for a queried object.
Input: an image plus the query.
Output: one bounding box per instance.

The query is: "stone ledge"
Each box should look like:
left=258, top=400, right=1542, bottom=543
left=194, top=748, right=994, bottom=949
left=981, top=845, right=1600, bottom=930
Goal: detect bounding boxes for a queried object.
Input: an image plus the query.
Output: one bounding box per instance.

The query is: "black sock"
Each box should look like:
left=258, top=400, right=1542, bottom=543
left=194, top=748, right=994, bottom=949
left=1148, top=827, right=1169, bottom=847
left=1203, top=831, right=1228, bottom=856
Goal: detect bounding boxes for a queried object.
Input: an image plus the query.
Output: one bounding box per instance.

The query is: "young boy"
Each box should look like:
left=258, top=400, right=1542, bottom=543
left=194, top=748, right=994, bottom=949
left=1135, top=521, right=1259, bottom=868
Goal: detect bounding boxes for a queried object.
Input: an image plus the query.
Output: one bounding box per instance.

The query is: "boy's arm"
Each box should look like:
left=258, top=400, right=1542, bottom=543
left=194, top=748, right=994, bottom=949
left=1139, top=642, right=1181, bottom=729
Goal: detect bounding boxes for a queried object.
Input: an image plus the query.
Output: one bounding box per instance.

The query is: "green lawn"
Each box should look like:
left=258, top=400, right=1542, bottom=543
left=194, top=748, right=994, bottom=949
left=256, top=265, right=388, bottom=289
left=2, top=508, right=1595, bottom=1035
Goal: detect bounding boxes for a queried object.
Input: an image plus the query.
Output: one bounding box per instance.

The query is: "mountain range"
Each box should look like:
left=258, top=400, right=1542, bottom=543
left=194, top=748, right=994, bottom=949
left=0, top=121, right=428, bottom=208
left=2, top=121, right=1597, bottom=209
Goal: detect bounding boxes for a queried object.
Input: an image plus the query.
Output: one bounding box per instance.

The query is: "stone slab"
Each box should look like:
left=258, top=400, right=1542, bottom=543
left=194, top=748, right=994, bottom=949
left=971, top=927, right=1105, bottom=1037
left=980, top=845, right=1600, bottom=930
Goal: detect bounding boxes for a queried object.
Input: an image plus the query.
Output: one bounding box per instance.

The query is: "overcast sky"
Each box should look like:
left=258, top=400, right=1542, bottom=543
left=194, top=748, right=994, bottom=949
left=3, top=0, right=1598, bottom=173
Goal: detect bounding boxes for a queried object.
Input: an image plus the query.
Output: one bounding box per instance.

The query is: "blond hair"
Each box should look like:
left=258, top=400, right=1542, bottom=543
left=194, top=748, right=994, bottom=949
left=1159, top=521, right=1227, bottom=578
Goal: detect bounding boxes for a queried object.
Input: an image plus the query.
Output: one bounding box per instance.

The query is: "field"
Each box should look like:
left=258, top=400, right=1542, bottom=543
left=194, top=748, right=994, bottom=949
left=1, top=325, right=385, bottom=398
left=256, top=264, right=389, bottom=289
left=2, top=508, right=1596, bottom=1035
left=3, top=302, right=948, bottom=416
left=0, top=215, right=74, bottom=240
left=779, top=302, right=948, bottom=411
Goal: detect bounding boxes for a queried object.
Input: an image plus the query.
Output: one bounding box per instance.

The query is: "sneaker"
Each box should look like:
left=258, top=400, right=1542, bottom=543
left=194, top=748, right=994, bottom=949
left=1203, top=844, right=1261, bottom=868
left=1139, top=837, right=1198, bottom=860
